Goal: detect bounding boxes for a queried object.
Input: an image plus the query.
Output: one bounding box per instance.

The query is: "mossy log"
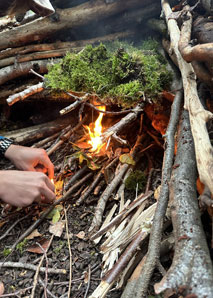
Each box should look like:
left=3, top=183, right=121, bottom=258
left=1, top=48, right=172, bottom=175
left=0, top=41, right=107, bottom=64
left=0, top=0, right=159, bottom=51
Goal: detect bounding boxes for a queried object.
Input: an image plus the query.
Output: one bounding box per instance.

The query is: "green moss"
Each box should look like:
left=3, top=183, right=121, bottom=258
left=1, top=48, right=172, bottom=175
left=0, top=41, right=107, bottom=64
left=45, top=40, right=172, bottom=108
left=3, top=248, right=11, bottom=257
left=16, top=238, right=28, bottom=254
left=125, top=170, right=146, bottom=191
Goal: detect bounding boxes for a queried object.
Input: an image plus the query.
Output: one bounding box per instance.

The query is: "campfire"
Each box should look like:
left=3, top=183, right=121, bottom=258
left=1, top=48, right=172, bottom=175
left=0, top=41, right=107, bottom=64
left=1, top=0, right=213, bottom=297
left=82, top=103, right=106, bottom=154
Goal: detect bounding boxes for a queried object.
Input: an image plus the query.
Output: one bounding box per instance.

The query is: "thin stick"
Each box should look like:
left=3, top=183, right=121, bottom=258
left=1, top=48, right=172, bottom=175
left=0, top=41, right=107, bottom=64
left=47, top=115, right=87, bottom=156
left=0, top=286, right=33, bottom=297
left=7, top=82, right=44, bottom=106
left=145, top=168, right=154, bottom=194
left=84, top=265, right=91, bottom=298
left=31, top=236, right=53, bottom=298
left=64, top=207, right=72, bottom=298
left=76, top=170, right=103, bottom=205
left=0, top=261, right=66, bottom=274
left=0, top=212, right=32, bottom=241
left=32, top=132, right=60, bottom=148
left=38, top=279, right=57, bottom=298
left=65, top=165, right=88, bottom=191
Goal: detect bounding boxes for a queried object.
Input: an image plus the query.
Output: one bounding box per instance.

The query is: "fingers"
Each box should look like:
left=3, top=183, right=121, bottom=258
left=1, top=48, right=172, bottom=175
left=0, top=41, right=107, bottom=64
left=38, top=150, right=54, bottom=179
left=45, top=176, right=55, bottom=193
left=40, top=182, right=56, bottom=203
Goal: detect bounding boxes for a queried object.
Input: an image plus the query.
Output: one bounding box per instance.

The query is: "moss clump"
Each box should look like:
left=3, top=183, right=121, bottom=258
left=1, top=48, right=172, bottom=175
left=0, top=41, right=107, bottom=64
left=125, top=170, right=146, bottom=191
left=16, top=238, right=28, bottom=254
left=45, top=40, right=172, bottom=108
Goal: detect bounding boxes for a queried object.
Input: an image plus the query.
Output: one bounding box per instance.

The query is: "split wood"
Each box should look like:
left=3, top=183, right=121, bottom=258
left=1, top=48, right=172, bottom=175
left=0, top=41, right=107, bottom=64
left=89, top=230, right=147, bottom=298
left=91, top=191, right=153, bottom=241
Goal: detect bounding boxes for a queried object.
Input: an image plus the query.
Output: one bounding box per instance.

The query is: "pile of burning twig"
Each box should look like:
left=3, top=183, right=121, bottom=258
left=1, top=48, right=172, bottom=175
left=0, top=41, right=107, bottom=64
left=1, top=64, right=174, bottom=297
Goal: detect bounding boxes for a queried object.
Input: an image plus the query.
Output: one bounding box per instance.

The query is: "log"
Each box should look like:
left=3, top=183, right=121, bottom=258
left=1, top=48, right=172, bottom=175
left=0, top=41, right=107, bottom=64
left=0, top=59, right=60, bottom=86
left=0, top=0, right=156, bottom=50
left=0, top=31, right=132, bottom=60
left=155, top=109, right=213, bottom=297
left=3, top=116, right=74, bottom=144
left=163, top=0, right=213, bottom=195
left=0, top=31, right=133, bottom=68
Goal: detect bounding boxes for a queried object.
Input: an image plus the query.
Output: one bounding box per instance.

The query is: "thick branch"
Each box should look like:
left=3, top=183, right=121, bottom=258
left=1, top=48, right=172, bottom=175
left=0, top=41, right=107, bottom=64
left=0, top=59, right=59, bottom=86
left=133, top=83, right=183, bottom=297
left=163, top=0, right=213, bottom=195
left=155, top=109, right=213, bottom=297
left=0, top=0, right=152, bottom=50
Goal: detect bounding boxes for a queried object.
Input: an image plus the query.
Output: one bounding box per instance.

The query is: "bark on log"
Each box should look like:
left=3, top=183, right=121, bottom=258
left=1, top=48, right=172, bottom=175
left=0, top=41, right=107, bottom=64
left=0, top=0, right=158, bottom=51
left=155, top=109, right=213, bottom=297
left=0, top=59, right=59, bottom=86
left=0, top=31, right=133, bottom=68
left=3, top=116, right=74, bottom=144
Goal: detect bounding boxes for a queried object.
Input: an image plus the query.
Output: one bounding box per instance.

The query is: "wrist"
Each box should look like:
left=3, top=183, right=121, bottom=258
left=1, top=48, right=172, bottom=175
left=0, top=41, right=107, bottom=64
left=0, top=137, right=14, bottom=158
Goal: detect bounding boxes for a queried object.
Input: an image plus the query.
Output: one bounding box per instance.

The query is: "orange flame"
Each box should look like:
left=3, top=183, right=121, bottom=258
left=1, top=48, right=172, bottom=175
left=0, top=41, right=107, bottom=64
left=85, top=105, right=106, bottom=153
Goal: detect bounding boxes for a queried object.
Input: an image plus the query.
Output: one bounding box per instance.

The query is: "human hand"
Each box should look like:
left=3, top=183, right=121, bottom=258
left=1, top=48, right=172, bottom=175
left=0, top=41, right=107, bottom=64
left=0, top=170, right=55, bottom=207
left=5, top=145, right=54, bottom=179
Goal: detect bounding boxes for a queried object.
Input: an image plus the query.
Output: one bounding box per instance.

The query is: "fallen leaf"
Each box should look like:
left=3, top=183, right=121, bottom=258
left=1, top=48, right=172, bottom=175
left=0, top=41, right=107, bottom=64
left=46, top=205, right=63, bottom=224
left=0, top=220, right=7, bottom=228
left=26, top=229, right=42, bottom=240
left=27, top=238, right=50, bottom=254
left=49, top=221, right=65, bottom=237
left=75, top=231, right=85, bottom=239
left=19, top=270, right=27, bottom=277
left=75, top=141, right=91, bottom=149
left=119, top=153, right=135, bottom=165
left=83, top=270, right=89, bottom=283
left=0, top=281, right=4, bottom=296
left=154, top=185, right=161, bottom=200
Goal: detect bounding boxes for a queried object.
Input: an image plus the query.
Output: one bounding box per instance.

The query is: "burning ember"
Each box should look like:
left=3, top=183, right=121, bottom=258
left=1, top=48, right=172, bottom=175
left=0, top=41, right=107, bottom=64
left=84, top=105, right=106, bottom=153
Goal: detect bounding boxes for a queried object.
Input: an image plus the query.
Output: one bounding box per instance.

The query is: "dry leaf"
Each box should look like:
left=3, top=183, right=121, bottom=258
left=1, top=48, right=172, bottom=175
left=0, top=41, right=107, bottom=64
left=0, top=220, right=7, bottom=228
left=75, top=142, right=91, bottom=149
left=119, top=153, right=135, bottom=165
left=0, top=281, right=4, bottom=296
left=26, top=229, right=42, bottom=240
left=49, top=221, right=65, bottom=237
left=83, top=270, right=89, bottom=283
left=75, top=231, right=85, bottom=239
left=154, top=185, right=161, bottom=200
left=27, top=238, right=50, bottom=254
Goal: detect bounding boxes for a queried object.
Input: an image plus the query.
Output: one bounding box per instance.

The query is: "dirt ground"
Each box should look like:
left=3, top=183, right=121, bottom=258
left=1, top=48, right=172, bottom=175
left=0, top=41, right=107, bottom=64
left=0, top=189, right=124, bottom=297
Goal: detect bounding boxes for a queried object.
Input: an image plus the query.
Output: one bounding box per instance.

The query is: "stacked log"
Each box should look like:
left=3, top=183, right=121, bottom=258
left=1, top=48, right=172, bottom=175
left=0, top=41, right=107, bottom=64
left=0, top=0, right=213, bottom=297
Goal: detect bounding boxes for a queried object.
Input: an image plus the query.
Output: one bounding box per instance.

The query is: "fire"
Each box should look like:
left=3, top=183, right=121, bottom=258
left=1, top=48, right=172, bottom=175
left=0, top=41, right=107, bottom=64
left=85, top=105, right=106, bottom=153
